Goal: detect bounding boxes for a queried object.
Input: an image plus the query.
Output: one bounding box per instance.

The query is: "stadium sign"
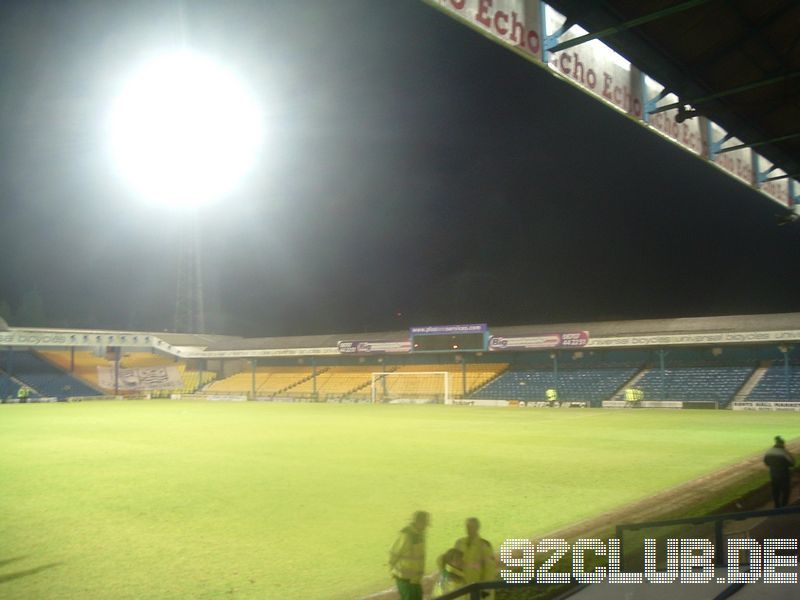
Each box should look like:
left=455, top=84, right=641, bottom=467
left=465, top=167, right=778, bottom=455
left=603, top=400, right=684, bottom=409
left=421, top=0, right=799, bottom=209
left=0, top=329, right=156, bottom=348
left=588, top=329, right=800, bottom=348
left=410, top=324, right=487, bottom=335
left=733, top=402, right=800, bottom=412
left=0, top=332, right=69, bottom=345
left=488, top=331, right=589, bottom=350
left=337, top=341, right=411, bottom=354
left=179, top=347, right=341, bottom=358
left=426, top=0, right=543, bottom=59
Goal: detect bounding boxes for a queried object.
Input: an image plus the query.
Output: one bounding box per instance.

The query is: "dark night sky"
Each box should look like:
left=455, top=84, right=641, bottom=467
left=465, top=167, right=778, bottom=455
left=0, top=0, right=798, bottom=337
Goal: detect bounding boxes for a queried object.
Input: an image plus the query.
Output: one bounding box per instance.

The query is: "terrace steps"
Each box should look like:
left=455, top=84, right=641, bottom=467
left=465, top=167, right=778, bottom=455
left=733, top=361, right=770, bottom=402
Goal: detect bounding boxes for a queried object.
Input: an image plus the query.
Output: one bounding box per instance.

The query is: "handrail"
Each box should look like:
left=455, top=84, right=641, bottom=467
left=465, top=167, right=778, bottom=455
left=437, top=506, right=800, bottom=598
left=615, top=504, right=800, bottom=535
left=616, top=505, right=800, bottom=568
left=433, top=580, right=577, bottom=600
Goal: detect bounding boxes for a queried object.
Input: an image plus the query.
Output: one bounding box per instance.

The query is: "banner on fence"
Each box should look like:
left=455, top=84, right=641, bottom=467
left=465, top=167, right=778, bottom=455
left=97, top=366, right=182, bottom=391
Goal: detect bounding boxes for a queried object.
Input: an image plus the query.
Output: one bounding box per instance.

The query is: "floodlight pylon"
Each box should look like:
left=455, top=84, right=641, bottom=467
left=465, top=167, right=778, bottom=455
left=174, top=213, right=205, bottom=334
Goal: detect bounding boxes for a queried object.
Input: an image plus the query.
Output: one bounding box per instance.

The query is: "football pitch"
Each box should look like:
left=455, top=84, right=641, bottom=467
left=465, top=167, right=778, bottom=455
left=1, top=401, right=798, bottom=599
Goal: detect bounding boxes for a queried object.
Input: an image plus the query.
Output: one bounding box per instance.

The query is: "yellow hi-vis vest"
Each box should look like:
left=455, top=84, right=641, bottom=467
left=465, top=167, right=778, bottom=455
left=455, top=536, right=496, bottom=586
left=389, top=526, right=426, bottom=583
left=626, top=388, right=643, bottom=402
left=432, top=563, right=465, bottom=596
left=546, top=388, right=558, bottom=402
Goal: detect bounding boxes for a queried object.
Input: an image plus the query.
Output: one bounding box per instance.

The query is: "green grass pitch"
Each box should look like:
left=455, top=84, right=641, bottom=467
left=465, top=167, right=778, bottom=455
left=1, top=401, right=798, bottom=599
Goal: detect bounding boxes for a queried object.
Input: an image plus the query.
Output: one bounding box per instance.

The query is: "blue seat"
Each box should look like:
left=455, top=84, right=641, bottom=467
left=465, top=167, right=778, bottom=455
left=3, top=352, right=101, bottom=398
left=473, top=365, right=639, bottom=405
left=748, top=365, right=800, bottom=402
left=0, top=373, right=21, bottom=400
left=636, top=366, right=753, bottom=406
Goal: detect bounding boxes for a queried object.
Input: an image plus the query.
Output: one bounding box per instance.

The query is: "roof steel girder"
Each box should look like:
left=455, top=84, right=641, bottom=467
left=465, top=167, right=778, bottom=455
left=649, top=70, right=800, bottom=115
left=716, top=132, right=800, bottom=155
left=546, top=0, right=715, bottom=54
left=544, top=0, right=799, bottom=178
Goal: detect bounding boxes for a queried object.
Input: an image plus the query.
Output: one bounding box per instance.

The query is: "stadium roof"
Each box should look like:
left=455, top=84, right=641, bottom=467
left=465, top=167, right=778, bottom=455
left=490, top=312, right=800, bottom=339
left=204, top=331, right=405, bottom=352
left=155, top=332, right=238, bottom=347
left=545, top=0, right=800, bottom=183
left=4, top=314, right=800, bottom=355
left=199, top=312, right=800, bottom=352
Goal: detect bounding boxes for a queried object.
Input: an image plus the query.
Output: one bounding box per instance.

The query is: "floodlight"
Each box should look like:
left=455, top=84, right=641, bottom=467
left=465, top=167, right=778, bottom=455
left=107, top=51, right=263, bottom=207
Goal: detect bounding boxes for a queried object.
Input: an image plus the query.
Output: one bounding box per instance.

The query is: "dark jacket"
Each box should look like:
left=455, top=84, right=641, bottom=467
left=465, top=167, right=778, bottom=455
left=764, top=446, right=795, bottom=478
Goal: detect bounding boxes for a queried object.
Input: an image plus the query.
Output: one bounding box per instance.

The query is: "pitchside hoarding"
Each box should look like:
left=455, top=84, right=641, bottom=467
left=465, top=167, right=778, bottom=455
left=422, top=0, right=798, bottom=209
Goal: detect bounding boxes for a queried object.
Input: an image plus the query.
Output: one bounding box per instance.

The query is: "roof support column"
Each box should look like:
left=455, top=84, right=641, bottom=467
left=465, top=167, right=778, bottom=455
left=251, top=359, right=256, bottom=401
left=751, top=152, right=762, bottom=189
left=540, top=1, right=573, bottom=62
left=641, top=79, right=669, bottom=124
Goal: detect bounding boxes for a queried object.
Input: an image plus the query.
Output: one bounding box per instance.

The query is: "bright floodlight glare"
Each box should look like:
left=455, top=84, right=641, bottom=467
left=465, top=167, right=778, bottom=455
left=108, top=52, right=263, bottom=207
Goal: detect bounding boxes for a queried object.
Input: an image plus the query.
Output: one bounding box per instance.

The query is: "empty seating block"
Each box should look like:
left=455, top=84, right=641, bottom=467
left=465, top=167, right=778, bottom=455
left=205, top=363, right=507, bottom=399
left=205, top=366, right=311, bottom=395
left=383, top=364, right=507, bottom=399
left=149, top=366, right=218, bottom=398
left=5, top=352, right=101, bottom=398
left=119, top=352, right=177, bottom=369
left=39, top=350, right=111, bottom=387
left=747, top=365, right=800, bottom=401
left=473, top=366, right=638, bottom=404
left=0, top=373, right=21, bottom=400
left=636, top=366, right=753, bottom=405
left=38, top=351, right=213, bottom=397
left=290, top=366, right=378, bottom=396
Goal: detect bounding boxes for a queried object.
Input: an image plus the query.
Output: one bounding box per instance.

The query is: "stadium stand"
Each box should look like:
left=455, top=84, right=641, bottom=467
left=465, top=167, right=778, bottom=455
left=4, top=351, right=100, bottom=398
left=119, top=352, right=177, bottom=368
left=472, top=364, right=640, bottom=405
left=381, top=363, right=508, bottom=399
left=203, top=363, right=507, bottom=400
left=289, top=365, right=385, bottom=397
left=617, top=348, right=762, bottom=406
left=470, top=351, right=647, bottom=405
left=634, top=365, right=754, bottom=406
left=144, top=363, right=217, bottom=398
left=1, top=315, right=796, bottom=407
left=39, top=350, right=110, bottom=387
left=746, top=364, right=800, bottom=402
left=37, top=350, right=215, bottom=397
left=204, top=366, right=312, bottom=396
left=0, top=372, right=21, bottom=400
left=119, top=352, right=214, bottom=397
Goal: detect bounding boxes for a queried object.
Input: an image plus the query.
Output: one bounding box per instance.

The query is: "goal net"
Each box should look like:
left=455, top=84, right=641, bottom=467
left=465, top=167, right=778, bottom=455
left=371, top=371, right=450, bottom=404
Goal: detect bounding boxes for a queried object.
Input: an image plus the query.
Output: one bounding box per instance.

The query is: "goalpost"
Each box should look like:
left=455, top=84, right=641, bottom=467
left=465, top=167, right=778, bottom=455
left=371, top=371, right=451, bottom=405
